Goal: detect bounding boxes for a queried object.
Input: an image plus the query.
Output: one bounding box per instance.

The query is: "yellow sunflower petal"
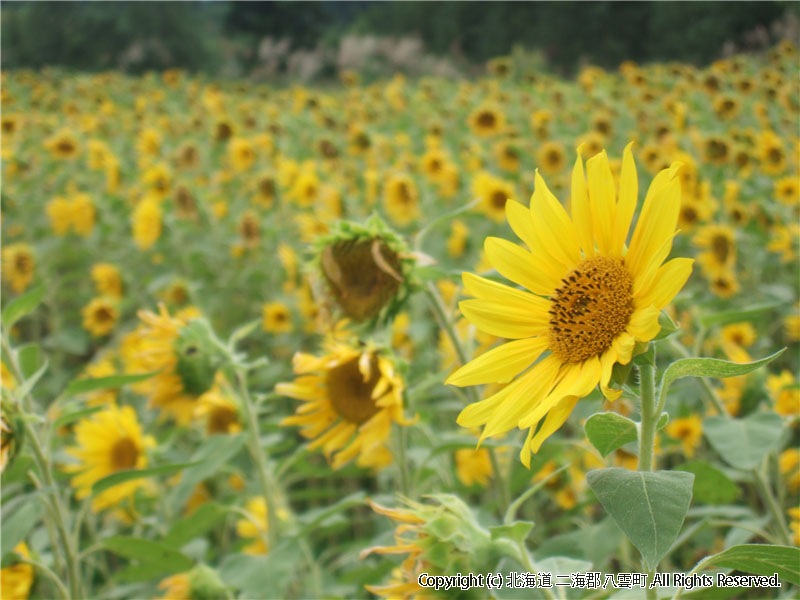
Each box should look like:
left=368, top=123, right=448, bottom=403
left=459, top=299, right=547, bottom=339
left=612, top=142, right=638, bottom=255
left=505, top=198, right=537, bottom=250
left=570, top=147, right=595, bottom=257
left=612, top=332, right=635, bottom=365
left=529, top=395, right=579, bottom=453
left=599, top=347, right=622, bottom=401
left=506, top=200, right=568, bottom=287
left=626, top=165, right=682, bottom=278
left=635, top=258, right=694, bottom=310
left=531, top=171, right=581, bottom=268
left=445, top=336, right=550, bottom=387
left=627, top=305, right=661, bottom=341
left=586, top=151, right=616, bottom=255
left=484, top=236, right=558, bottom=296
left=462, top=272, right=550, bottom=315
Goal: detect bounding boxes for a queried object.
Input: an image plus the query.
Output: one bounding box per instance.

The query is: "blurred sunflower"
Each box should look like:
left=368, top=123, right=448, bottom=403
left=236, top=497, right=270, bottom=554
left=90, top=263, right=123, bottom=298
left=276, top=335, right=411, bottom=470
left=0, top=542, right=34, bottom=600
left=132, top=196, right=163, bottom=250
left=262, top=301, right=292, bottom=334
left=383, top=172, right=420, bottom=226
left=127, top=305, right=223, bottom=425
left=65, top=405, right=155, bottom=512
left=82, top=296, right=119, bottom=338
left=472, top=171, right=515, bottom=223
left=468, top=103, right=505, bottom=137
left=448, top=145, right=693, bottom=465
left=537, top=140, right=567, bottom=175
left=1, top=243, right=35, bottom=293
left=693, top=224, right=736, bottom=277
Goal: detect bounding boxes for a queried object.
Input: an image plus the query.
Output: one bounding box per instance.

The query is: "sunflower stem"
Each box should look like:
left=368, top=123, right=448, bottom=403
left=423, top=282, right=510, bottom=514
left=3, top=334, right=82, bottom=599
left=752, top=461, right=791, bottom=546
left=235, top=367, right=278, bottom=552
left=637, top=360, right=657, bottom=473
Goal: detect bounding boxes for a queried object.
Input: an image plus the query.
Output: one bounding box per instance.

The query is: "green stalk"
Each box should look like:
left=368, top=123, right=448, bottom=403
left=637, top=358, right=658, bottom=600
left=753, top=463, right=791, bottom=546
left=637, top=360, right=657, bottom=473
left=3, top=335, right=82, bottom=599
left=235, top=368, right=278, bottom=551
left=423, top=283, right=510, bottom=513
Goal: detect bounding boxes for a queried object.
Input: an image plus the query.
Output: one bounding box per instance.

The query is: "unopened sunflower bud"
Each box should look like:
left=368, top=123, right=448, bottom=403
left=188, top=564, right=232, bottom=600
left=316, top=216, right=415, bottom=323
left=174, top=320, right=225, bottom=396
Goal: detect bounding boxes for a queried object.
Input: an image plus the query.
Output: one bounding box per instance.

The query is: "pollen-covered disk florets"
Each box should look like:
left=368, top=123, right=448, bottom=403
left=313, top=215, right=417, bottom=325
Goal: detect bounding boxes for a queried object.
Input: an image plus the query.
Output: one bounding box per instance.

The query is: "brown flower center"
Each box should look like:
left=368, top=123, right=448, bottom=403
left=208, top=406, right=238, bottom=434
left=491, top=190, right=508, bottom=209
left=477, top=111, right=497, bottom=128
left=711, top=234, right=732, bottom=263
left=94, top=306, right=115, bottom=323
left=326, top=355, right=382, bottom=424
left=548, top=256, right=634, bottom=363
left=111, top=437, right=139, bottom=470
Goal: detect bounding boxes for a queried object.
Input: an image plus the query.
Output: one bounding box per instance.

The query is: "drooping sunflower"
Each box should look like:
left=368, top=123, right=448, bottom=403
left=276, top=334, right=411, bottom=470
left=125, top=305, right=223, bottom=425
left=65, top=405, right=155, bottom=511
left=447, top=145, right=693, bottom=465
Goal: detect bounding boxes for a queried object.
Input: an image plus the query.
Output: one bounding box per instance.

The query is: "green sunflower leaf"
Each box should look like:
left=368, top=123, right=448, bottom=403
left=698, top=302, right=782, bottom=329
left=587, top=468, right=694, bottom=571
left=659, top=349, right=786, bottom=402
left=101, top=536, right=193, bottom=574
left=584, top=412, right=638, bottom=457
left=702, top=412, right=784, bottom=470
left=1, top=284, right=45, bottom=330
left=690, top=544, right=800, bottom=586
left=63, top=371, right=158, bottom=397
left=163, top=502, right=229, bottom=548
left=676, top=460, right=741, bottom=505
left=92, top=462, right=199, bottom=496
left=1, top=501, right=42, bottom=559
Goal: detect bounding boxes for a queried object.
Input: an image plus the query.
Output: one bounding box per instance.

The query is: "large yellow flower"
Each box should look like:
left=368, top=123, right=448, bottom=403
left=447, top=145, right=693, bottom=466
left=0, top=542, right=34, bottom=600
left=65, top=405, right=155, bottom=512
left=276, top=336, right=411, bottom=470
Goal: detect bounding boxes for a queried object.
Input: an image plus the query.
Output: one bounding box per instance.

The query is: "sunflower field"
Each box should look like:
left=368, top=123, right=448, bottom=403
left=1, top=39, right=799, bottom=600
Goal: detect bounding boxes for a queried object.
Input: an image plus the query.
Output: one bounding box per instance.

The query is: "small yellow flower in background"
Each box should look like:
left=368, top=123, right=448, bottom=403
left=84, top=356, right=118, bottom=406
left=767, top=224, right=800, bottom=264
left=91, top=263, right=123, bottom=298
left=44, top=128, right=80, bottom=159
left=665, top=415, right=703, bottom=458
left=775, top=176, right=800, bottom=207
left=197, top=392, right=241, bottom=435
left=468, top=103, right=505, bottom=137
left=720, top=322, right=756, bottom=349
left=693, top=224, right=736, bottom=278
left=449, top=145, right=693, bottom=466
left=537, top=140, right=567, bottom=175
left=779, top=448, right=800, bottom=493
left=262, top=301, right=292, bottom=334
left=132, top=196, right=163, bottom=250
left=141, top=163, right=172, bottom=200
left=211, top=200, right=228, bottom=220
left=136, top=127, right=162, bottom=159
left=46, top=195, right=73, bottom=235
left=785, top=303, right=800, bottom=342
left=383, top=172, right=420, bottom=226
left=155, top=572, right=190, bottom=600
left=236, top=497, right=270, bottom=555
left=472, top=171, right=516, bottom=223
left=454, top=447, right=493, bottom=487
left=1, top=243, right=35, bottom=293
left=82, top=297, right=119, bottom=338
left=65, top=405, right=155, bottom=512
left=767, top=370, right=800, bottom=416
left=229, top=137, right=256, bottom=171
left=788, top=507, right=800, bottom=546
left=46, top=192, right=95, bottom=237
left=447, top=219, right=469, bottom=258
left=0, top=542, right=34, bottom=600
left=276, top=335, right=412, bottom=470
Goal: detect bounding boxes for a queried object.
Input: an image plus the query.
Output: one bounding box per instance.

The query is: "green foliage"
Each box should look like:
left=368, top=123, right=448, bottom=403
left=584, top=412, right=638, bottom=457
left=702, top=413, right=784, bottom=470
left=587, top=468, right=694, bottom=571
left=676, top=461, right=741, bottom=505
left=692, top=544, right=800, bottom=586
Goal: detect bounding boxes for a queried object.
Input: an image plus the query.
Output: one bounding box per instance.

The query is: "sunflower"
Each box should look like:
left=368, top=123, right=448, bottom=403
left=276, top=335, right=411, bottom=470
left=713, top=95, right=740, bottom=120
left=0, top=542, right=34, bottom=600
left=665, top=415, right=702, bottom=458
left=262, top=301, right=292, bottom=333
left=126, top=305, right=221, bottom=425
left=702, top=135, right=730, bottom=165
left=455, top=447, right=493, bottom=487
left=757, top=130, right=786, bottom=175
left=65, top=405, right=155, bottom=511
left=1, top=243, right=35, bottom=293
left=537, top=141, right=566, bottom=175
left=229, top=137, right=256, bottom=172
left=132, top=196, right=163, bottom=250
left=155, top=572, right=190, bottom=600
left=91, top=263, right=123, bottom=298
left=472, top=171, right=516, bottom=223
left=447, top=145, right=693, bottom=465
left=82, top=296, right=119, bottom=338
left=709, top=269, right=740, bottom=298
left=494, top=139, right=521, bottom=173
left=236, top=497, right=270, bottom=554
left=775, top=176, right=800, bottom=207
left=238, top=209, right=261, bottom=249
left=420, top=148, right=449, bottom=182
left=447, top=219, right=469, bottom=258
left=44, top=129, right=80, bottom=159
left=383, top=172, right=420, bottom=227
left=468, top=103, right=505, bottom=137
left=693, top=224, right=736, bottom=277
left=197, top=391, right=241, bottom=435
